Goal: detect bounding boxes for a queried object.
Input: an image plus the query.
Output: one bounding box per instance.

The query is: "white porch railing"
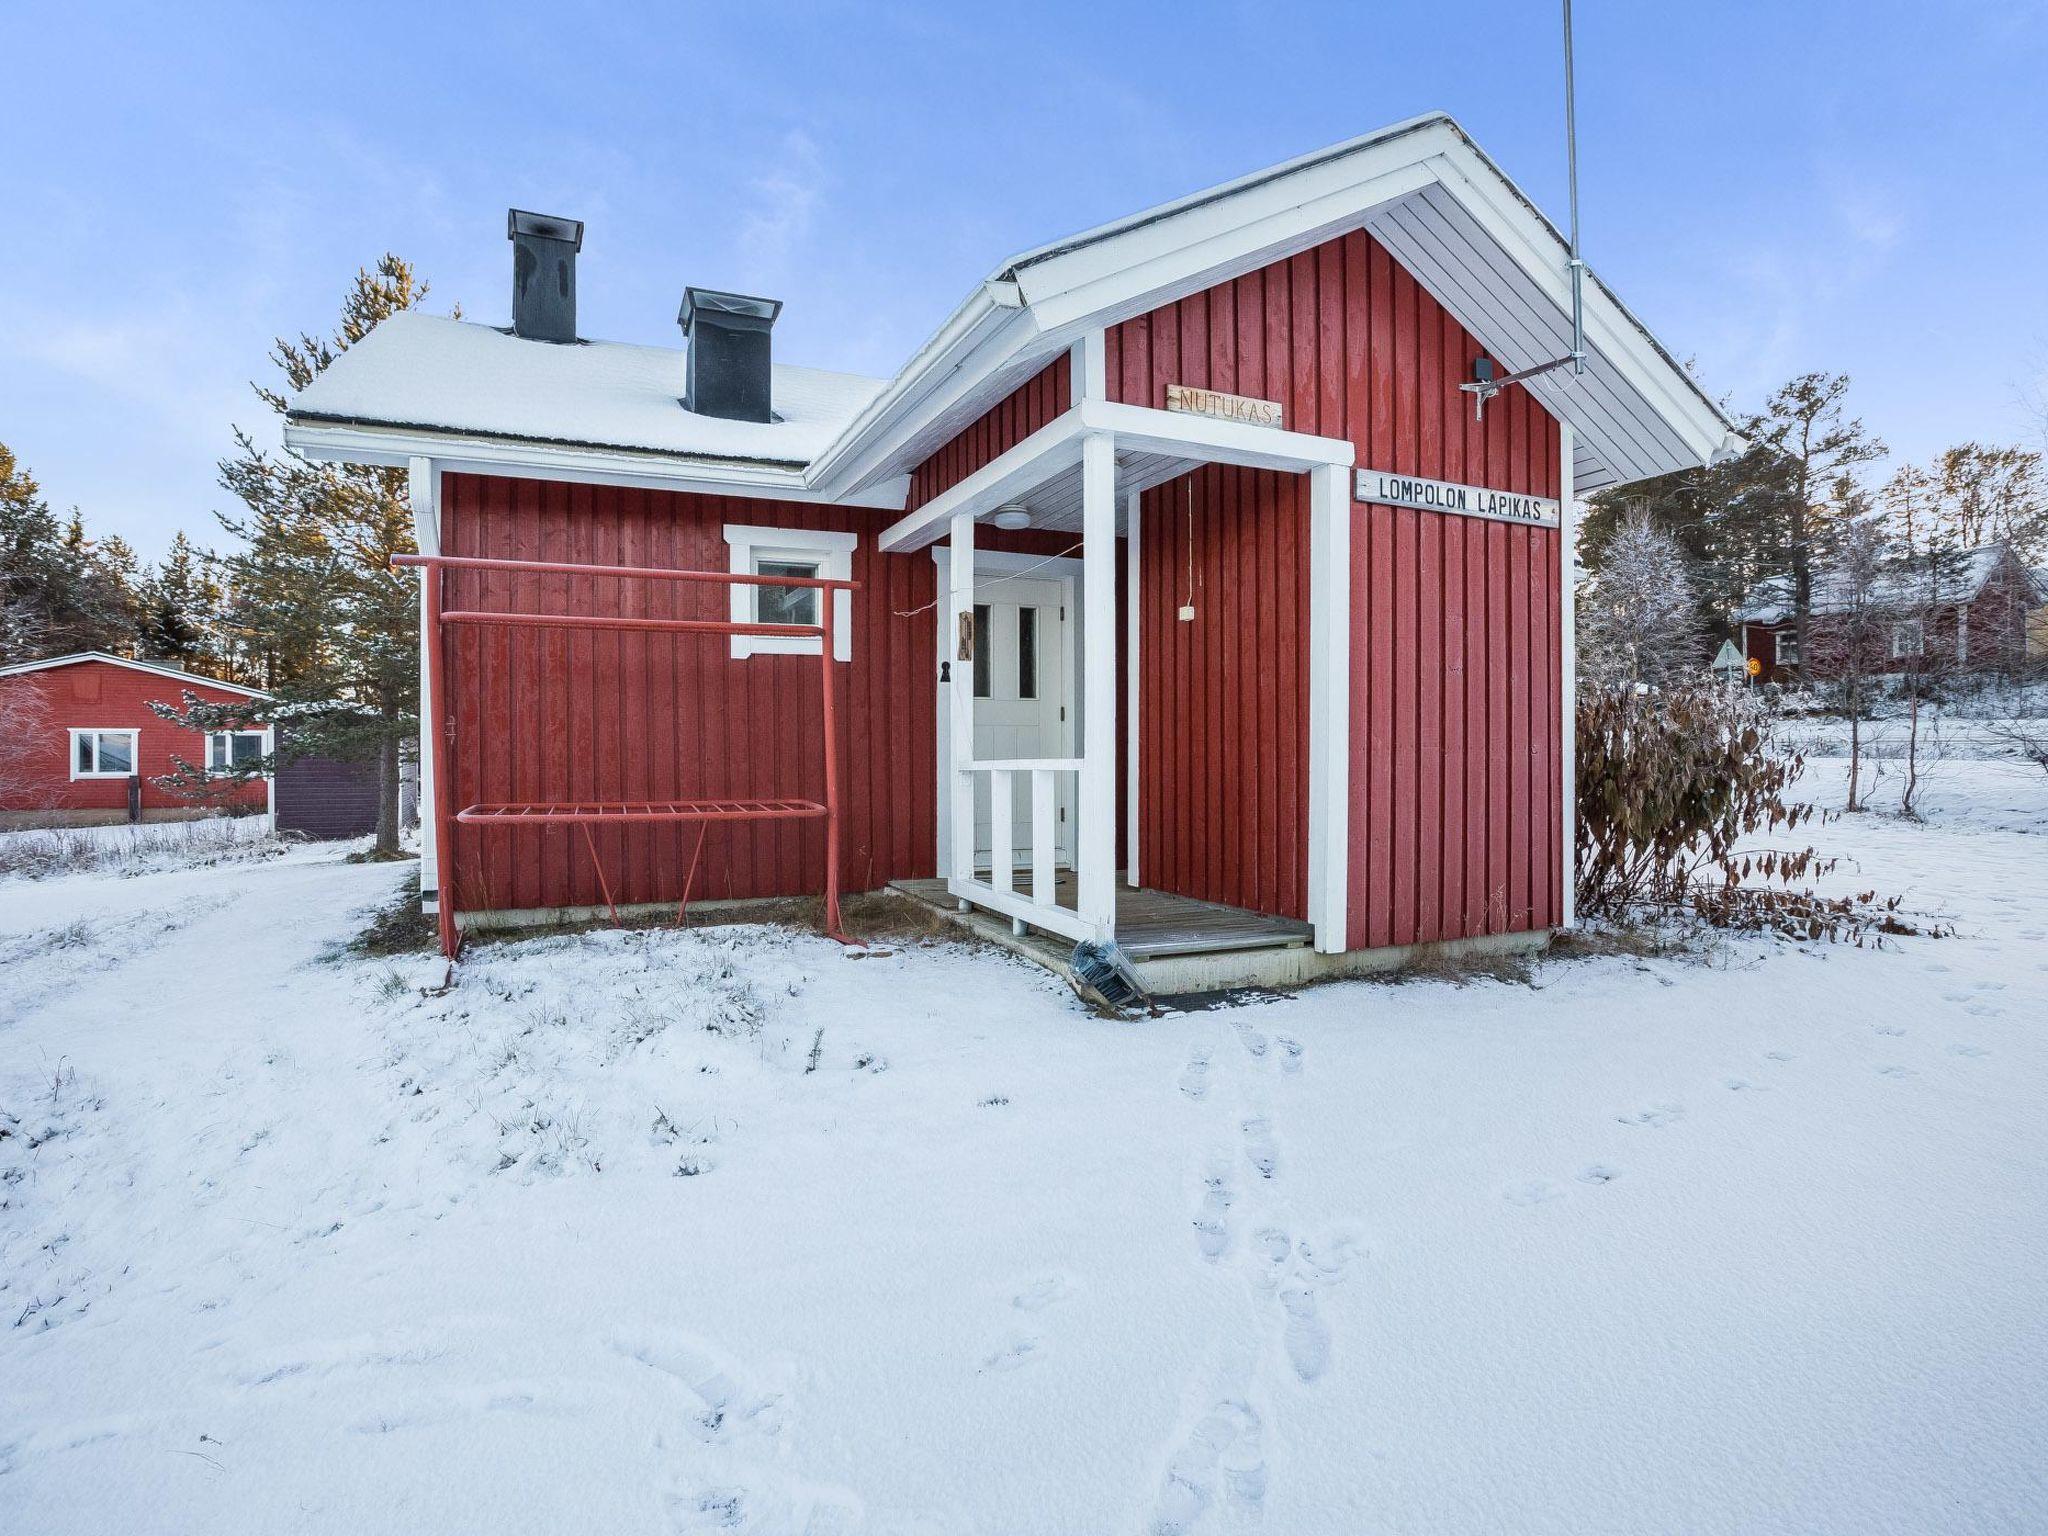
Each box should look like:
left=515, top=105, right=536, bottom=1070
left=948, top=758, right=1091, bottom=942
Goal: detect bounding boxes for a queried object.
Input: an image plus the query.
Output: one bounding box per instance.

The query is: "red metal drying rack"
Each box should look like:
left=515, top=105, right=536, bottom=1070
left=393, top=552, right=860, bottom=958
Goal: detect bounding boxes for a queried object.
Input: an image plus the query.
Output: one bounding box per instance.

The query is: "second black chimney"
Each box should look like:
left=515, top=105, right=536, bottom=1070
left=680, top=287, right=781, bottom=422
left=508, top=209, right=583, bottom=343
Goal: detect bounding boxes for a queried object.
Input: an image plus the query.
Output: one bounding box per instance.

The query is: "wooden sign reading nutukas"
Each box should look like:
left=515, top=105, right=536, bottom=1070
left=1165, top=383, right=1284, bottom=429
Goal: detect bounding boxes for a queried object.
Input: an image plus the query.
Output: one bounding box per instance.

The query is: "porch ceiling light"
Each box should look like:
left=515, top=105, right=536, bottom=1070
left=991, top=505, right=1032, bottom=531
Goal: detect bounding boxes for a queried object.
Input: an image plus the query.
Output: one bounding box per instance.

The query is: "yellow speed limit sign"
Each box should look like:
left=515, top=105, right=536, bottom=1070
left=1746, top=656, right=1762, bottom=676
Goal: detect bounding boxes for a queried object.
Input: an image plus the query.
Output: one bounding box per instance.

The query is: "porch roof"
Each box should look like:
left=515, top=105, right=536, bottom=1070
left=877, top=398, right=1354, bottom=552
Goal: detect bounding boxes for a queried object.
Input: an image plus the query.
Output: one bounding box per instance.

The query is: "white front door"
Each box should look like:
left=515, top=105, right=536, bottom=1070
left=971, top=576, right=1071, bottom=868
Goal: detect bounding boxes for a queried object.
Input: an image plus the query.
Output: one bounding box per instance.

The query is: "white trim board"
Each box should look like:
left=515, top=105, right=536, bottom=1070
left=721, top=524, right=857, bottom=660
left=0, top=650, right=269, bottom=698
left=67, top=727, right=141, bottom=779
left=930, top=546, right=1082, bottom=878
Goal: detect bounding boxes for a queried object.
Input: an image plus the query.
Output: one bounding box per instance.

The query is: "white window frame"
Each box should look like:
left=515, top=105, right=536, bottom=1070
left=1773, top=629, right=1800, bottom=667
left=1891, top=618, right=1925, bottom=660
left=68, top=727, right=140, bottom=780
left=721, top=524, right=856, bottom=660
left=204, top=728, right=274, bottom=776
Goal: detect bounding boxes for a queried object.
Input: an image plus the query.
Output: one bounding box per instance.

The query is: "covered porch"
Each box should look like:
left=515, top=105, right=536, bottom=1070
left=878, top=372, right=1356, bottom=958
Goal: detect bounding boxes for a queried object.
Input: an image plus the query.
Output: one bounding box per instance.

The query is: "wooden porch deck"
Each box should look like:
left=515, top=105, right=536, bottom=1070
left=890, top=873, right=1312, bottom=960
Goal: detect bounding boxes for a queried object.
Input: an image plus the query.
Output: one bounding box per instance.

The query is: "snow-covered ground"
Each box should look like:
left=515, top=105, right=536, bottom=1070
left=3, top=763, right=2044, bottom=1534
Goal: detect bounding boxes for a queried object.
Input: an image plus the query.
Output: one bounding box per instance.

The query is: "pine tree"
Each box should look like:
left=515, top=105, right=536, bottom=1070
left=1881, top=443, right=2046, bottom=564
left=137, top=531, right=215, bottom=668
left=1750, top=373, right=1888, bottom=680
left=165, top=256, right=442, bottom=857
left=0, top=441, right=139, bottom=661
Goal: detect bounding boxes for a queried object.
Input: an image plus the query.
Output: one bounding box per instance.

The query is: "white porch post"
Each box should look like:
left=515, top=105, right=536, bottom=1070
left=948, top=510, right=977, bottom=889
left=1558, top=422, right=1578, bottom=930
left=1306, top=463, right=1351, bottom=954
left=407, top=456, right=442, bottom=907
left=1124, top=487, right=1141, bottom=888
left=1079, top=431, right=1118, bottom=941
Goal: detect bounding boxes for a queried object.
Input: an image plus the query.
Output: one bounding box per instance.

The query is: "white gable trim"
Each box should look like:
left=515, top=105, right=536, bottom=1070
left=812, top=113, right=1735, bottom=502
left=0, top=650, right=270, bottom=699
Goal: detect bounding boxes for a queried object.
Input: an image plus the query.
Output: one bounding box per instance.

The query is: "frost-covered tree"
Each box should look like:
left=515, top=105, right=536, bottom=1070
left=159, top=257, right=443, bottom=858
left=1807, top=511, right=1893, bottom=810
left=1577, top=510, right=1705, bottom=690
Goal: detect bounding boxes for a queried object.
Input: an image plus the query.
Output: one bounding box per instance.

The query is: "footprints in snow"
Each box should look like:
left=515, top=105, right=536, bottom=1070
left=1615, top=1102, right=1684, bottom=1130
left=1181, top=1028, right=1302, bottom=1102
left=1150, top=1399, right=1266, bottom=1536
left=610, top=1330, right=785, bottom=1447
left=976, top=1274, right=1075, bottom=1375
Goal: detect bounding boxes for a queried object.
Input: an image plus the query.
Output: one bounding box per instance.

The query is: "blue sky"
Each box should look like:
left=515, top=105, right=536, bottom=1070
left=4, top=0, right=2044, bottom=560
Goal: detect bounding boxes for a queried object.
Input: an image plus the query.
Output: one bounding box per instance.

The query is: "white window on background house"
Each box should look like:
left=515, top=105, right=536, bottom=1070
left=1773, top=630, right=1800, bottom=667
left=70, top=728, right=139, bottom=779
left=720, top=525, right=858, bottom=660
left=1892, top=619, right=1925, bottom=659
left=205, top=730, right=269, bottom=773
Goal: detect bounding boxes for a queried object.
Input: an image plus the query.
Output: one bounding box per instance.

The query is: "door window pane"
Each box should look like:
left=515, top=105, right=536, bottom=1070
left=1018, top=606, right=1037, bottom=699
left=972, top=603, right=991, bottom=698
left=755, top=560, right=819, bottom=627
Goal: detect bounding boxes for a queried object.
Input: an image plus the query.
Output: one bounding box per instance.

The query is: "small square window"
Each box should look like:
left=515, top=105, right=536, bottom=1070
left=1891, top=619, right=1925, bottom=659
left=754, top=560, right=820, bottom=629
left=207, top=730, right=268, bottom=772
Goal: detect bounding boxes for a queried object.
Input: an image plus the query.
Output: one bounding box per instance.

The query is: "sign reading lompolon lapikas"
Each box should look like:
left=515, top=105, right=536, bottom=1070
left=1355, top=469, right=1560, bottom=527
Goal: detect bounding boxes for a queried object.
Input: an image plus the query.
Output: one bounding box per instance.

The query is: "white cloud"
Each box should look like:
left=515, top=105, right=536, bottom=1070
left=736, top=129, right=827, bottom=290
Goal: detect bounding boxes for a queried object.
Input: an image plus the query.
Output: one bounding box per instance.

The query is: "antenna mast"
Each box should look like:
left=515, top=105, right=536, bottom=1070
left=1459, top=0, right=1590, bottom=417
left=1563, top=0, right=1586, bottom=375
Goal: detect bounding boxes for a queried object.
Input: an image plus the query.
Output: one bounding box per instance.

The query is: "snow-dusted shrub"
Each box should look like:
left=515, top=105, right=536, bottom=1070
left=1576, top=681, right=1922, bottom=941
left=0, top=815, right=278, bottom=881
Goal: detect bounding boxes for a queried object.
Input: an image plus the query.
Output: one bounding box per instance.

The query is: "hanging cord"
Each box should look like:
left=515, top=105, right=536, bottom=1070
left=893, top=536, right=1086, bottom=618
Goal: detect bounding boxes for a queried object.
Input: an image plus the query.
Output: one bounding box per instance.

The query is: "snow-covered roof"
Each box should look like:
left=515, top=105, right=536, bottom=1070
left=1735, top=547, right=2019, bottom=625
left=290, top=313, right=885, bottom=468
left=285, top=113, right=1737, bottom=501
left=0, top=650, right=270, bottom=697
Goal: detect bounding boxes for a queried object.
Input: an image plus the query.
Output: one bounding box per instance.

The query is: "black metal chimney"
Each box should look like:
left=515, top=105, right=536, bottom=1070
left=679, top=287, right=781, bottom=422
left=507, top=209, right=583, bottom=343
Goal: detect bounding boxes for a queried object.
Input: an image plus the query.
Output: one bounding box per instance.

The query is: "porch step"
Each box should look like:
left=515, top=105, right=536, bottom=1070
left=888, top=876, right=1312, bottom=961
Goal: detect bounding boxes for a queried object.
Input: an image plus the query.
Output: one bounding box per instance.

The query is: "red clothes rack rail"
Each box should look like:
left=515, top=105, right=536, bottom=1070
left=393, top=552, right=860, bottom=958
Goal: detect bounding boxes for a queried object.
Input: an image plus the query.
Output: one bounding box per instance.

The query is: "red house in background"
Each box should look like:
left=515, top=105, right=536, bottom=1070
left=1736, top=545, right=2040, bottom=686
left=0, top=652, right=272, bottom=828
left=284, top=113, right=1739, bottom=990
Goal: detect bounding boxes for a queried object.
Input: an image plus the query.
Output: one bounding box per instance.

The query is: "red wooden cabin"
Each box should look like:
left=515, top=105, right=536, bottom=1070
left=0, top=652, right=271, bottom=827
left=286, top=114, right=1738, bottom=988
left=1737, top=545, right=2040, bottom=686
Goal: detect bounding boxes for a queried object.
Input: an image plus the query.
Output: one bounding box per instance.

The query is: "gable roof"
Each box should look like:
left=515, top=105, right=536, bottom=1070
left=1735, top=546, right=2024, bottom=625
left=284, top=112, right=1739, bottom=504
left=0, top=651, right=271, bottom=699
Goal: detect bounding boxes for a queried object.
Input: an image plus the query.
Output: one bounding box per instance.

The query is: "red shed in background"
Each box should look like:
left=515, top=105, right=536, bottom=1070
left=0, top=653, right=272, bottom=828
left=285, top=113, right=1739, bottom=988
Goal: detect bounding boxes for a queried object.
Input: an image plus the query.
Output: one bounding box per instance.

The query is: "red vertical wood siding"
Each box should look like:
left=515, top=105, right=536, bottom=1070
left=906, top=359, right=1070, bottom=512
left=1107, top=229, right=1562, bottom=945
left=438, top=473, right=937, bottom=914
left=0, top=660, right=269, bottom=816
